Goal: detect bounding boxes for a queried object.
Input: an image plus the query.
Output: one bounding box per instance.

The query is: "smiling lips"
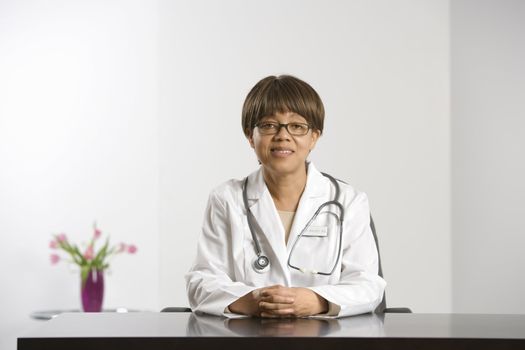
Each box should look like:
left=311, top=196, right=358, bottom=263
left=271, top=147, right=294, bottom=157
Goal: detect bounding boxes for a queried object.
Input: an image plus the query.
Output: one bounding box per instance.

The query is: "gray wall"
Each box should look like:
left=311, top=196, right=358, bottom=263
left=451, top=0, right=525, bottom=313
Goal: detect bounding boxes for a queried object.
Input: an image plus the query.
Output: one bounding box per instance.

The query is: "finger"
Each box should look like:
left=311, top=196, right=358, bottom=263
left=259, top=303, right=297, bottom=315
left=260, top=294, right=295, bottom=304
left=261, top=284, right=286, bottom=290
left=260, top=287, right=294, bottom=298
left=259, top=301, right=295, bottom=310
left=259, top=286, right=283, bottom=295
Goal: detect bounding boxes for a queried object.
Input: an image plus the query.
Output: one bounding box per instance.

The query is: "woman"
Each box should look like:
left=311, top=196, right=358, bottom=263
left=185, top=75, right=386, bottom=318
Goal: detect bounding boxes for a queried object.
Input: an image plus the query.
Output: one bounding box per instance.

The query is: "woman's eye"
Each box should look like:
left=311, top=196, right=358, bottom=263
left=290, top=123, right=306, bottom=130
left=260, top=123, right=277, bottom=129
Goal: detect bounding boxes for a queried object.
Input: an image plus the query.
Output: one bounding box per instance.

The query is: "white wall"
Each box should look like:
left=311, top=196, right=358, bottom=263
left=0, top=1, right=159, bottom=349
left=158, top=0, right=451, bottom=314
left=3, top=5, right=524, bottom=347
left=451, top=0, right=525, bottom=313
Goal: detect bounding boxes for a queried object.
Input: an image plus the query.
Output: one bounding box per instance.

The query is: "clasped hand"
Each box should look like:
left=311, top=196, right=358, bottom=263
left=229, top=285, right=328, bottom=318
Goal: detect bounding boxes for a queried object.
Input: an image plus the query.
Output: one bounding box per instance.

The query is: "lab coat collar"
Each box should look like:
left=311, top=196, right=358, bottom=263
left=287, top=163, right=331, bottom=249
left=245, top=162, right=326, bottom=201
left=303, top=162, right=328, bottom=199
left=244, top=162, right=331, bottom=283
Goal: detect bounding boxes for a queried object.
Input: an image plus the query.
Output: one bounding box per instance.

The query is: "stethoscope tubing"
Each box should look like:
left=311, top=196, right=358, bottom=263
left=242, top=172, right=345, bottom=275
left=242, top=177, right=270, bottom=271
left=286, top=199, right=344, bottom=275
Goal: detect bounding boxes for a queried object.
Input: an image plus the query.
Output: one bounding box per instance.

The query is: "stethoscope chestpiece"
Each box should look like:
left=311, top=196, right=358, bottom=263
left=252, top=255, right=270, bottom=273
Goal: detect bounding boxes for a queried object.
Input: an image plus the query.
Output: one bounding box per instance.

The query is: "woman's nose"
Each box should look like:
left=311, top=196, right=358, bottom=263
left=274, top=124, right=291, bottom=140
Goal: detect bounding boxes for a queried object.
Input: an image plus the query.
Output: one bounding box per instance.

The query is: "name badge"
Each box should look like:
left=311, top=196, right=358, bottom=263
left=303, top=226, right=328, bottom=237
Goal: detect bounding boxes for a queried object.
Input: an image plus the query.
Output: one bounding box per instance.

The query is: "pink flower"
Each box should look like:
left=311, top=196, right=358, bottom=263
left=118, top=242, right=127, bottom=253
left=94, top=228, right=102, bottom=240
left=50, top=254, right=60, bottom=265
left=47, top=225, right=137, bottom=269
left=84, top=245, right=94, bottom=260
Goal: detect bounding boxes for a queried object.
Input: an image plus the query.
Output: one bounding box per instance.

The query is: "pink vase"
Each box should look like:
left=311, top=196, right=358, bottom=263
left=81, top=268, right=104, bottom=312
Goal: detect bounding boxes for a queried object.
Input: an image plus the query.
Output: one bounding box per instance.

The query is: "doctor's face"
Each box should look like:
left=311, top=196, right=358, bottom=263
left=248, top=112, right=320, bottom=178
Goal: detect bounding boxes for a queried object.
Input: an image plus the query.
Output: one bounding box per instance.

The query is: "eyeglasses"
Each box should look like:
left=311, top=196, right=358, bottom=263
left=255, top=121, right=311, bottom=136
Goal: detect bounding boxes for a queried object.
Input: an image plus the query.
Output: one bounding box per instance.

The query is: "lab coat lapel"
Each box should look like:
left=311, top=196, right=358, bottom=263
left=287, top=163, right=329, bottom=251
left=245, top=168, right=290, bottom=282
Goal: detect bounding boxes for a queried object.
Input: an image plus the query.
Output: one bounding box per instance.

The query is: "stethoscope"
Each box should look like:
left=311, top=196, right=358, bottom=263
left=242, top=173, right=345, bottom=275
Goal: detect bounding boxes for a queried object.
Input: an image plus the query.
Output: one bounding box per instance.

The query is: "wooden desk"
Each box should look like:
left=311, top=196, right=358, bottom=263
left=18, top=312, right=525, bottom=350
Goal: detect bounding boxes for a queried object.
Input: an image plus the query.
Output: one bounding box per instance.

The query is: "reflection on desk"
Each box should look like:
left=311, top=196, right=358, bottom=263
left=18, top=312, right=525, bottom=350
left=187, top=312, right=384, bottom=337
left=30, top=308, right=137, bottom=320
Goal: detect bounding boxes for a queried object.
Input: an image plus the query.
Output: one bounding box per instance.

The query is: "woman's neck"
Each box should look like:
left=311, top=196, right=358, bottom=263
left=263, top=166, right=307, bottom=212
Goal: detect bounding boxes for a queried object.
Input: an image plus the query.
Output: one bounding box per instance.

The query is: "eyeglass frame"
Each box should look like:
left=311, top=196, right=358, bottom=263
left=254, top=121, right=312, bottom=136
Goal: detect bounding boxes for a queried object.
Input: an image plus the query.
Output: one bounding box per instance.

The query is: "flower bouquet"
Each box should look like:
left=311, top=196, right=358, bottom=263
left=49, top=223, right=137, bottom=312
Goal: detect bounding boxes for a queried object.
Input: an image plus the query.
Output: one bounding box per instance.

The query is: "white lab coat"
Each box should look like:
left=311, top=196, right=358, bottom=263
left=185, top=163, right=386, bottom=318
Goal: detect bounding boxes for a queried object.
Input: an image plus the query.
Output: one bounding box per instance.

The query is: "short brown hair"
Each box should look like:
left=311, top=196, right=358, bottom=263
left=241, top=75, right=325, bottom=137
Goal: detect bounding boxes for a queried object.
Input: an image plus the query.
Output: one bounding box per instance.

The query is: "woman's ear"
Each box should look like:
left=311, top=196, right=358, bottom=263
left=246, top=129, right=255, bottom=149
left=309, top=130, right=321, bottom=151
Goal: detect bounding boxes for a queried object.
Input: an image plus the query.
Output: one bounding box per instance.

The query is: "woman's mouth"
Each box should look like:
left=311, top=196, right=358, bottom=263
left=271, top=148, right=294, bottom=157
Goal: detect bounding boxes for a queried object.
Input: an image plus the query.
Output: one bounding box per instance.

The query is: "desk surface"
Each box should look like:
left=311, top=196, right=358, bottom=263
left=18, top=312, right=525, bottom=350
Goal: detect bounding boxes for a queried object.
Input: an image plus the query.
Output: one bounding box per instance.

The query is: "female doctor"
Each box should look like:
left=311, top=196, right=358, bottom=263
left=185, top=75, right=386, bottom=318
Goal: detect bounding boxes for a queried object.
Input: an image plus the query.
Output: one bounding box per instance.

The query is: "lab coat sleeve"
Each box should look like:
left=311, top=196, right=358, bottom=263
left=185, top=191, right=257, bottom=317
left=308, top=192, right=386, bottom=317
